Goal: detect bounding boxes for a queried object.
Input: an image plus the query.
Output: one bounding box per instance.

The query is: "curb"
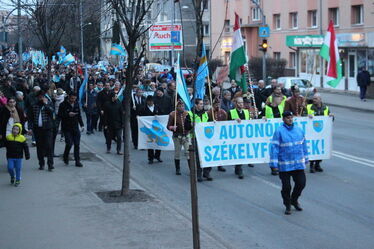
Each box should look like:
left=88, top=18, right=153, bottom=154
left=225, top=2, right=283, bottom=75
left=324, top=102, right=374, bottom=113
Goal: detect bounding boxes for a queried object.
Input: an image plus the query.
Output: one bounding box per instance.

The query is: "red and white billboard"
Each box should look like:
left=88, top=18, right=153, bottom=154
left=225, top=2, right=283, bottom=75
left=149, top=25, right=183, bottom=51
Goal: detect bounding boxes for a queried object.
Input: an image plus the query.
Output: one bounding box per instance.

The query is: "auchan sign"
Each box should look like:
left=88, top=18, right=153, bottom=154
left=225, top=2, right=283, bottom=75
left=149, top=25, right=183, bottom=51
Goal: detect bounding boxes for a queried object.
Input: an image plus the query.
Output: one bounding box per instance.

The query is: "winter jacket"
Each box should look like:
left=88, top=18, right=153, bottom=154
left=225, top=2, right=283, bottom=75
left=153, top=95, right=172, bottom=115
left=28, top=100, right=55, bottom=130
left=269, top=123, right=308, bottom=172
left=103, top=100, right=123, bottom=130
left=82, top=89, right=98, bottom=114
left=5, top=123, right=30, bottom=159
left=357, top=70, right=371, bottom=87
left=58, top=100, right=84, bottom=131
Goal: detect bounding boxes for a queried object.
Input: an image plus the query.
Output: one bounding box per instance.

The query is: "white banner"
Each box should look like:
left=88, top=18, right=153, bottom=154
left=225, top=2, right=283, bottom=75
left=195, top=117, right=333, bottom=168
left=137, top=115, right=174, bottom=150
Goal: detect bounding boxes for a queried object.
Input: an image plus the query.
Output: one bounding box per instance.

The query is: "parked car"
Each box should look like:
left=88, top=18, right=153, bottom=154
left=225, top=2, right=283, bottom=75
left=277, top=77, right=315, bottom=102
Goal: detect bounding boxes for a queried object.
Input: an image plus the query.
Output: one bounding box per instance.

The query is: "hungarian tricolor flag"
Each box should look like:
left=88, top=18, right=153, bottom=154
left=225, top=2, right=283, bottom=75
left=320, top=20, right=342, bottom=88
left=229, top=13, right=247, bottom=92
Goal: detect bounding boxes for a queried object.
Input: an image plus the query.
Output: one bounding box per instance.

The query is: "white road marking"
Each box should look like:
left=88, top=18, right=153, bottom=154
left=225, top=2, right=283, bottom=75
left=332, top=151, right=374, bottom=168
left=333, top=151, right=374, bottom=164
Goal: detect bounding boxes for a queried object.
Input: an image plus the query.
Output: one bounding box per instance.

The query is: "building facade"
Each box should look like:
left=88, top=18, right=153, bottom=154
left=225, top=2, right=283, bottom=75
left=211, top=0, right=374, bottom=92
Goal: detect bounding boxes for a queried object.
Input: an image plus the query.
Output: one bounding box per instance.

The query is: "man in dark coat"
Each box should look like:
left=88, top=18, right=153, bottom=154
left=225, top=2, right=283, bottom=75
left=96, top=82, right=112, bottom=133
left=141, top=95, right=162, bottom=164
left=153, top=87, right=172, bottom=115
left=103, top=91, right=123, bottom=154
left=356, top=68, right=371, bottom=101
left=28, top=91, right=55, bottom=171
left=0, top=76, right=16, bottom=99
left=59, top=93, right=84, bottom=167
left=130, top=88, right=145, bottom=149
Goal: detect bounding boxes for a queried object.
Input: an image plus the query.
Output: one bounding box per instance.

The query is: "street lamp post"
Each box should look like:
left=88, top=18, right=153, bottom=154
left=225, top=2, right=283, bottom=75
left=18, top=0, right=23, bottom=71
left=251, top=0, right=266, bottom=81
left=80, top=0, right=84, bottom=64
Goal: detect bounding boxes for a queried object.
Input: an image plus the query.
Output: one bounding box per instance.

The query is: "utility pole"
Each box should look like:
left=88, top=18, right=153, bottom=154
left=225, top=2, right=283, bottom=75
left=17, top=0, right=23, bottom=71
left=251, top=0, right=266, bottom=81
left=80, top=0, right=84, bottom=64
left=319, top=0, right=324, bottom=88
left=171, top=0, right=175, bottom=66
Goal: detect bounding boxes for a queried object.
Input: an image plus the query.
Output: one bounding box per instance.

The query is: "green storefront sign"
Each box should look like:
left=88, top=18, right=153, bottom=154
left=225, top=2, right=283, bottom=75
left=286, top=35, right=324, bottom=47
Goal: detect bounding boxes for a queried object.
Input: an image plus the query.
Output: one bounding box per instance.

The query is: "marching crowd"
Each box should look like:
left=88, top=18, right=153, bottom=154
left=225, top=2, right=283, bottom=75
left=0, top=60, right=334, bottom=214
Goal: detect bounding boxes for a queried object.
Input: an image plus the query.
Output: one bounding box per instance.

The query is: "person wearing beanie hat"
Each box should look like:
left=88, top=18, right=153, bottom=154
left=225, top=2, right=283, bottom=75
left=167, top=99, right=190, bottom=175
left=154, top=86, right=172, bottom=115
left=270, top=110, right=308, bottom=215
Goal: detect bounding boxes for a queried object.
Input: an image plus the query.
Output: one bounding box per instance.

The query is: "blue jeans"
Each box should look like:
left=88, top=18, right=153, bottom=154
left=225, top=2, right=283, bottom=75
left=8, top=158, right=23, bottom=181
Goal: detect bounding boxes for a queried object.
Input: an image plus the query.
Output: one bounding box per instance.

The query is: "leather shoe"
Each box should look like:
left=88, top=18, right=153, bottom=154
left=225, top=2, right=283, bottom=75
left=291, top=202, right=303, bottom=211
left=39, top=166, right=44, bottom=170
left=63, top=157, right=69, bottom=165
left=197, top=176, right=203, bottom=182
left=217, top=166, right=226, bottom=172
left=238, top=173, right=244, bottom=179
left=75, top=162, right=83, bottom=167
left=247, top=164, right=254, bottom=168
left=48, top=166, right=54, bottom=172
left=156, top=158, right=163, bottom=163
left=285, top=206, right=292, bottom=215
left=203, top=174, right=213, bottom=181
left=148, top=160, right=153, bottom=164
left=117, top=151, right=123, bottom=155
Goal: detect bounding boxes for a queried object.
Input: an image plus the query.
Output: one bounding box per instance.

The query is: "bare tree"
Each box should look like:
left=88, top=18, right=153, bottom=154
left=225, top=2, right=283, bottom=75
left=108, top=0, right=155, bottom=196
left=16, top=0, right=71, bottom=78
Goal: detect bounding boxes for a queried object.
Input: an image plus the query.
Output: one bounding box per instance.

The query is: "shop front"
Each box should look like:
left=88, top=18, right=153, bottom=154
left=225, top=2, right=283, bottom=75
left=286, top=34, right=374, bottom=93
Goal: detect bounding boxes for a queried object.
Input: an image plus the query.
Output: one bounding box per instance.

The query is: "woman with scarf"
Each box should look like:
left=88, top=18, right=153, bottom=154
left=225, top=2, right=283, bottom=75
left=0, top=97, right=27, bottom=146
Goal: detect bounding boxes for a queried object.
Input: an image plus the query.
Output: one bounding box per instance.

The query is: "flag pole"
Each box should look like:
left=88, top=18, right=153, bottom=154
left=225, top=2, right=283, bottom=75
left=174, top=76, right=178, bottom=127
left=207, top=73, right=215, bottom=121
left=243, top=64, right=258, bottom=119
left=85, top=65, right=88, bottom=106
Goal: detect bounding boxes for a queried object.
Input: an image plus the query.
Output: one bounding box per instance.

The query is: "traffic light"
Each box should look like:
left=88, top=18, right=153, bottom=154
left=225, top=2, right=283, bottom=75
left=260, top=39, right=268, bottom=52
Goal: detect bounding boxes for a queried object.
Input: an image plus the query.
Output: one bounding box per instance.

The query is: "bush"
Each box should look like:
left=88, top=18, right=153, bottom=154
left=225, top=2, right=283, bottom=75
left=248, top=57, right=287, bottom=82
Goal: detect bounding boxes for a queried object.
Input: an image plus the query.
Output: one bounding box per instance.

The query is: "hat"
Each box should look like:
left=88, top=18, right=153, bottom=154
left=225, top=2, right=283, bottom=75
left=177, top=99, right=185, bottom=106
left=282, top=111, right=293, bottom=118
left=156, top=87, right=164, bottom=92
left=146, top=95, right=153, bottom=102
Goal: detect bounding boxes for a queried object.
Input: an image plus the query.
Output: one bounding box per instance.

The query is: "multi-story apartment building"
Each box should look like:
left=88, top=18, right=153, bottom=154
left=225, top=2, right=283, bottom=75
left=211, top=0, right=374, bottom=92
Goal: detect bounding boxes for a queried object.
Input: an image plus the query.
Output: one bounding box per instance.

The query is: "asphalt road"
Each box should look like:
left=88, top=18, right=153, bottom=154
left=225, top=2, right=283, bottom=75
left=82, top=106, right=374, bottom=249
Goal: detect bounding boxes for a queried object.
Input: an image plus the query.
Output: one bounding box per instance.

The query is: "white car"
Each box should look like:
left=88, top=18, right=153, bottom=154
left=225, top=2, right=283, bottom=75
left=277, top=77, right=315, bottom=100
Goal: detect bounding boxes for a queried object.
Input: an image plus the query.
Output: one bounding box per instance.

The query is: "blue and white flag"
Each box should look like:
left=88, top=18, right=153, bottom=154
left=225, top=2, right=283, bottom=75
left=110, top=43, right=126, bottom=56
left=195, top=43, right=209, bottom=99
left=175, top=54, right=191, bottom=110
left=61, top=53, right=75, bottom=66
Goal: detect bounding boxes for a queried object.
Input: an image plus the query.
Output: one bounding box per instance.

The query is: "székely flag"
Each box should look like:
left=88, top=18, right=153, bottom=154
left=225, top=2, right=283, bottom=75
left=110, top=43, right=126, bottom=56
left=195, top=43, right=209, bottom=99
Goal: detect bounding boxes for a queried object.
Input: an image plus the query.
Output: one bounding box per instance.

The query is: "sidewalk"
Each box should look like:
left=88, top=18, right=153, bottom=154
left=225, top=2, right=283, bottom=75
left=317, top=88, right=373, bottom=113
left=0, top=139, right=226, bottom=249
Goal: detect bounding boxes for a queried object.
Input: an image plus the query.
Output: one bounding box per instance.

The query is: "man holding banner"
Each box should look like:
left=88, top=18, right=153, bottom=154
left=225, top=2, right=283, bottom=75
left=185, top=98, right=212, bottom=182
left=167, top=100, right=190, bottom=175
left=228, top=97, right=250, bottom=179
left=270, top=111, right=308, bottom=215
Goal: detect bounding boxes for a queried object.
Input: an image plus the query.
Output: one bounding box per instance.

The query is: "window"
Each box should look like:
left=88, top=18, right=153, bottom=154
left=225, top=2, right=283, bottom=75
left=252, top=7, right=261, bottom=21
left=351, top=5, right=363, bottom=25
left=289, top=12, right=298, bottom=29
left=328, top=8, right=339, bottom=26
left=308, top=10, right=317, bottom=28
left=273, top=14, right=281, bottom=30
left=273, top=52, right=281, bottom=60
left=289, top=52, right=296, bottom=68
left=203, top=24, right=209, bottom=36
left=224, top=19, right=230, bottom=32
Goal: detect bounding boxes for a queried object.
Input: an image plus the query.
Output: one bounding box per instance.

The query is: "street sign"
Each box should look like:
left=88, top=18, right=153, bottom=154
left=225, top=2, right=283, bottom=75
left=259, top=26, right=270, bottom=38
left=149, top=25, right=183, bottom=51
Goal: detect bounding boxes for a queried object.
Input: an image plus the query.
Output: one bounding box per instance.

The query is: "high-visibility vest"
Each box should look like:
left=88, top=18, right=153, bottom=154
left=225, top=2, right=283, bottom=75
left=264, top=105, right=284, bottom=119
left=268, top=95, right=287, bottom=108
left=229, top=109, right=250, bottom=120
left=188, top=111, right=209, bottom=123
left=306, top=104, right=329, bottom=116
